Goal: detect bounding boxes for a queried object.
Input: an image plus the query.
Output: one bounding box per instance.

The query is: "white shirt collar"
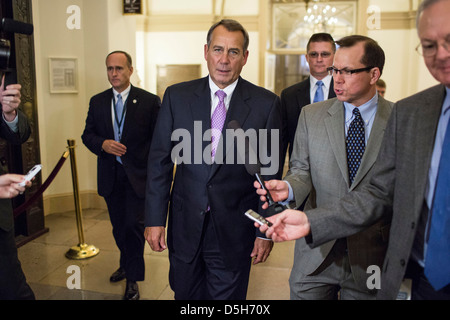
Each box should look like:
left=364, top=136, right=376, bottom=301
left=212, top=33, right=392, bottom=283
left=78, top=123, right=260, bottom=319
left=208, top=76, right=238, bottom=113
left=112, top=84, right=131, bottom=101
left=344, top=93, right=378, bottom=126
left=310, top=74, right=332, bottom=90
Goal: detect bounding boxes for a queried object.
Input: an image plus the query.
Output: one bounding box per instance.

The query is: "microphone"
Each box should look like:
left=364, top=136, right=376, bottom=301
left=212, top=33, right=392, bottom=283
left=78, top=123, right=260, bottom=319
left=227, top=120, right=286, bottom=214
left=1, top=18, right=34, bottom=35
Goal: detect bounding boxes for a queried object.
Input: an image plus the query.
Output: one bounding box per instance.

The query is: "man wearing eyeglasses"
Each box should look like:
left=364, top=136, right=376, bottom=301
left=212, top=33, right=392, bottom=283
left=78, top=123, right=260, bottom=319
left=281, top=33, right=336, bottom=162
left=256, top=35, right=393, bottom=300
left=256, top=0, right=450, bottom=300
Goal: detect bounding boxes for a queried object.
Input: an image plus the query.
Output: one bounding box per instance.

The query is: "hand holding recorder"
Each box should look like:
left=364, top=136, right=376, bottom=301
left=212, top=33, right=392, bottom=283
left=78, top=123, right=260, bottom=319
left=18, top=164, right=41, bottom=187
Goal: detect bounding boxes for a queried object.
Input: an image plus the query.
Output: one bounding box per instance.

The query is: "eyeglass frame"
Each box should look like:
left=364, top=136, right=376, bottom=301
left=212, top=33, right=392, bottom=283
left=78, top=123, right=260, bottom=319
left=415, top=39, right=450, bottom=57
left=307, top=51, right=333, bottom=59
left=327, top=66, right=375, bottom=77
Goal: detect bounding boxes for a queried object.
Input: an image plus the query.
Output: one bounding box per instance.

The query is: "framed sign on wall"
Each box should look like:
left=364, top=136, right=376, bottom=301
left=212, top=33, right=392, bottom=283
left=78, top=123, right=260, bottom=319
left=49, top=57, right=78, bottom=93
left=123, top=0, right=142, bottom=15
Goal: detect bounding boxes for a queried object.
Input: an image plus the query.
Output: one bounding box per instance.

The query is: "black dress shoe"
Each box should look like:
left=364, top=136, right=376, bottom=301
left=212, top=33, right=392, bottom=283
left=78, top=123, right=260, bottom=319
left=123, top=280, right=140, bottom=300
left=110, top=267, right=126, bottom=282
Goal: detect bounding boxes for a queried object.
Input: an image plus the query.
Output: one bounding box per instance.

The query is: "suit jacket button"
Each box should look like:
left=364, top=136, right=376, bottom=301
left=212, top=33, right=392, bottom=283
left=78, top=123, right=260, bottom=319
left=400, top=259, right=406, bottom=267
left=411, top=222, right=415, bottom=229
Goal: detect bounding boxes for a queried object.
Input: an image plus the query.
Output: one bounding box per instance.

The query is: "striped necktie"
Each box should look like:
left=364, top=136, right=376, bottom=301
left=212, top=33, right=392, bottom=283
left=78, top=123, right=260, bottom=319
left=211, top=90, right=227, bottom=161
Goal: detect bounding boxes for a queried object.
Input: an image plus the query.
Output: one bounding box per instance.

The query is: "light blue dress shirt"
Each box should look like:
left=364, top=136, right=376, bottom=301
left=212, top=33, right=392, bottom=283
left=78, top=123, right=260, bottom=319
left=2, top=113, right=19, bottom=132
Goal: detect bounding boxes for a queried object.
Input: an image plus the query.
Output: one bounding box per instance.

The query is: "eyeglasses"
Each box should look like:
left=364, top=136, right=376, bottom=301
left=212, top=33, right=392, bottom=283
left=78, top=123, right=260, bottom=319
left=327, top=66, right=374, bottom=77
left=415, top=39, right=450, bottom=57
left=308, top=51, right=332, bottom=59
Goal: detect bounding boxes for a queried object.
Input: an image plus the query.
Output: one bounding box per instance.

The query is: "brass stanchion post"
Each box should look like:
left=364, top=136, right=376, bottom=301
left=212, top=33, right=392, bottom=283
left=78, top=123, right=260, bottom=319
left=65, top=139, right=99, bottom=260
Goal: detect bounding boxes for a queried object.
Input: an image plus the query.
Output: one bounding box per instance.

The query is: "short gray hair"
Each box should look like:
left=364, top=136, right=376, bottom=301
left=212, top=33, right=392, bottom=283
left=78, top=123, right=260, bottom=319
left=206, top=19, right=250, bottom=53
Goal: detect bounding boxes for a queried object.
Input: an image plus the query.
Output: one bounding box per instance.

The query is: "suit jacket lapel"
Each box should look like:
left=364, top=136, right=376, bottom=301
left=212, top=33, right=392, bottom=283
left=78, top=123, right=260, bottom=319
left=298, top=76, right=336, bottom=106
left=121, top=85, right=138, bottom=143
left=225, top=78, right=251, bottom=132
left=324, top=99, right=349, bottom=186
left=297, top=77, right=311, bottom=107
left=191, top=77, right=212, bottom=131
left=328, top=80, right=336, bottom=99
left=351, top=96, right=392, bottom=189
left=188, top=77, right=213, bottom=178
left=103, top=89, right=115, bottom=139
left=413, top=85, right=446, bottom=215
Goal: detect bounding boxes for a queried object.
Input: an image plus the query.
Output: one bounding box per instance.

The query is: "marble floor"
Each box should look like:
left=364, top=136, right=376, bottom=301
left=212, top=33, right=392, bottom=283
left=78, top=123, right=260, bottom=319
left=17, top=208, right=295, bottom=300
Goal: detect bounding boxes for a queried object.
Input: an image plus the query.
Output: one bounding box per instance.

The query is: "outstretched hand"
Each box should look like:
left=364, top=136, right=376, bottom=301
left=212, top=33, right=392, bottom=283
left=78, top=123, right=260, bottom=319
left=256, top=209, right=311, bottom=242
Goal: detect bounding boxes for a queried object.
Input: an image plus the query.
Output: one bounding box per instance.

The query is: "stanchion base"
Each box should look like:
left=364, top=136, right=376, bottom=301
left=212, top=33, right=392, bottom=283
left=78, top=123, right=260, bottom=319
left=65, top=243, right=100, bottom=260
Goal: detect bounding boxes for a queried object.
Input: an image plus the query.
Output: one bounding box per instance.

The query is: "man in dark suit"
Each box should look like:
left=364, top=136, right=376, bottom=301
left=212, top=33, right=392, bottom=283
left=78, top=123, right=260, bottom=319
left=144, top=19, right=282, bottom=300
left=281, top=33, right=336, bottom=161
left=256, top=0, right=450, bottom=300
left=0, top=79, right=35, bottom=300
left=82, top=51, right=160, bottom=300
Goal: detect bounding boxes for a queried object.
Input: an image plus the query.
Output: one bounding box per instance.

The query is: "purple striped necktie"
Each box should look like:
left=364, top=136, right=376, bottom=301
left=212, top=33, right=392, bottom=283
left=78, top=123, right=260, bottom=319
left=211, top=90, right=227, bottom=161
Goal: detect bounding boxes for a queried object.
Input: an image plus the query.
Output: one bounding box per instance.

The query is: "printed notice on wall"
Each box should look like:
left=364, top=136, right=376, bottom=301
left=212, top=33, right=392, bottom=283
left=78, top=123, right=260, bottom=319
left=49, top=58, right=78, bottom=93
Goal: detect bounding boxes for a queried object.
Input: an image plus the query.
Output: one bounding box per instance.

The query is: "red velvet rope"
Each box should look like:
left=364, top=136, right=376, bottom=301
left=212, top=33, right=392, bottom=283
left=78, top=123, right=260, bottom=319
left=13, top=151, right=69, bottom=218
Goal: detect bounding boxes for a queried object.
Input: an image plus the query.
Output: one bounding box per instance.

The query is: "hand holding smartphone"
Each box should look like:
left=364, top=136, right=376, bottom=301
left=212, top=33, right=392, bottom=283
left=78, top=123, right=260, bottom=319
left=245, top=209, right=273, bottom=227
left=18, top=164, right=41, bottom=187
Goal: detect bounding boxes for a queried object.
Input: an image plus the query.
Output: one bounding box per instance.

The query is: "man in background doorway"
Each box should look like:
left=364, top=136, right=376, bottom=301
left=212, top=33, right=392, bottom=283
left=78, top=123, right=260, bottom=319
left=281, top=33, right=337, bottom=162
left=376, top=79, right=386, bottom=97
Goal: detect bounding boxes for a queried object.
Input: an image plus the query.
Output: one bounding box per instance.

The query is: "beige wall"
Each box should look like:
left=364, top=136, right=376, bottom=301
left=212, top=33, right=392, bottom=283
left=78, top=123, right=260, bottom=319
left=31, top=0, right=439, bottom=214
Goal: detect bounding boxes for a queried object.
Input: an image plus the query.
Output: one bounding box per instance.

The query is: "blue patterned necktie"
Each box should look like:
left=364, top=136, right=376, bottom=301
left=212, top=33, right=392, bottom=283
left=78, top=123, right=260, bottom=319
left=114, top=93, right=124, bottom=163
left=313, top=80, right=324, bottom=103
left=425, top=113, right=450, bottom=291
left=346, top=108, right=365, bottom=185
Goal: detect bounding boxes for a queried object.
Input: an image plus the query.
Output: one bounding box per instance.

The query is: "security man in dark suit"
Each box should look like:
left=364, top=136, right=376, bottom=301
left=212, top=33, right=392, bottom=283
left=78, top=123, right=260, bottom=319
left=82, top=51, right=160, bottom=300
left=281, top=33, right=336, bottom=161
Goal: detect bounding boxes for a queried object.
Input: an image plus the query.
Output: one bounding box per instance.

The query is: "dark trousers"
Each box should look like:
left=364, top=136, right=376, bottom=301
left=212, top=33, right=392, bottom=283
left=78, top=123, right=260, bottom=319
left=0, top=226, right=35, bottom=300
left=406, top=259, right=450, bottom=300
left=104, top=163, right=145, bottom=281
left=169, top=213, right=252, bottom=300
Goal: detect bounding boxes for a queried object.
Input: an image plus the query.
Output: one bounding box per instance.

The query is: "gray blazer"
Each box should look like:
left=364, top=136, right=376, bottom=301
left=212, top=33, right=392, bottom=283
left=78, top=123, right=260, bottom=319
left=306, top=84, right=446, bottom=299
left=285, top=95, right=393, bottom=291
